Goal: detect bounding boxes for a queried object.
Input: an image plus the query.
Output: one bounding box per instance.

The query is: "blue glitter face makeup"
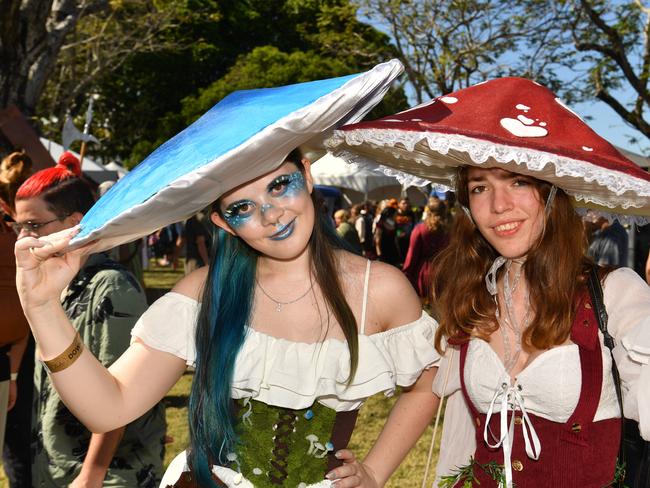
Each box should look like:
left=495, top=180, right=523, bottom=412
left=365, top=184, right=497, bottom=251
left=223, top=200, right=256, bottom=229
left=266, top=170, right=305, bottom=198
left=221, top=169, right=307, bottom=231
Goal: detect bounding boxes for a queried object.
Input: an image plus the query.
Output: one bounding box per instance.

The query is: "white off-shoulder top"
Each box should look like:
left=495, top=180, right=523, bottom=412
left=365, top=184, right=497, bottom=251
left=132, top=262, right=441, bottom=412
left=433, top=267, right=650, bottom=482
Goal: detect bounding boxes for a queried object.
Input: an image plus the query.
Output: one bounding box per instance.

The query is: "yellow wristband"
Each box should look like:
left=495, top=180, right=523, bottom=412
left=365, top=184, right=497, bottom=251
left=42, top=332, right=84, bottom=373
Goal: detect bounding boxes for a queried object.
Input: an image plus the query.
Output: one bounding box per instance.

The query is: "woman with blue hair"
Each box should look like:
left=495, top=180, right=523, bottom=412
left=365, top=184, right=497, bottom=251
left=13, top=63, right=442, bottom=488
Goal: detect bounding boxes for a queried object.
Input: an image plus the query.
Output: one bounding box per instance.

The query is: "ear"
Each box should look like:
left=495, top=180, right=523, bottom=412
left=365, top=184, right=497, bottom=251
left=67, top=212, right=85, bottom=227
left=301, top=157, right=314, bottom=194
left=210, top=211, right=236, bottom=236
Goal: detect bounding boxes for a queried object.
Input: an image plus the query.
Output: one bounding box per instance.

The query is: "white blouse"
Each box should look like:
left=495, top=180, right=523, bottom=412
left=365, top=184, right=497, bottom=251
left=433, top=267, right=650, bottom=482
left=131, top=292, right=441, bottom=412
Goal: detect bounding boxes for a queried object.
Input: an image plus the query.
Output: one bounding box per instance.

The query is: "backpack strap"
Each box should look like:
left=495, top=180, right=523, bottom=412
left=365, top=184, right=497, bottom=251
left=586, top=265, right=626, bottom=469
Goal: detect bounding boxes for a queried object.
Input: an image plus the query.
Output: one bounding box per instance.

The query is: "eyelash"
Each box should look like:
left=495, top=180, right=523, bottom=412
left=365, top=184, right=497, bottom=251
left=224, top=172, right=300, bottom=219
left=268, top=174, right=291, bottom=195
left=224, top=200, right=255, bottom=219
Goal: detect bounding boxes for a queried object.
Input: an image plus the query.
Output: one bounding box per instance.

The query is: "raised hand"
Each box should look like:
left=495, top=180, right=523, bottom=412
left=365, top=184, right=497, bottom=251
left=15, top=226, right=91, bottom=310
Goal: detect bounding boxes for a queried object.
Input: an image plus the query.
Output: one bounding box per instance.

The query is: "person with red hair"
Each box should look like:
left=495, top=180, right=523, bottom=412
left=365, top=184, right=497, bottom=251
left=13, top=152, right=166, bottom=488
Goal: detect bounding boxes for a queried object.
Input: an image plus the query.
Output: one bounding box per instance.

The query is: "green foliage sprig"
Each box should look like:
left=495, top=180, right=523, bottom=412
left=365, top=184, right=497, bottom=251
left=438, top=457, right=511, bottom=488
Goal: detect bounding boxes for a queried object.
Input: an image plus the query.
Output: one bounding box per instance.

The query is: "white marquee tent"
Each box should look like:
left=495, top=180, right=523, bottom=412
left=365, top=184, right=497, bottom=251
left=311, top=153, right=428, bottom=205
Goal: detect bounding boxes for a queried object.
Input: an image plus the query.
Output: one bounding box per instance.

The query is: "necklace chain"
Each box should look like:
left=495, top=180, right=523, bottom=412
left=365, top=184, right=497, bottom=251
left=256, top=277, right=314, bottom=312
left=495, top=260, right=530, bottom=373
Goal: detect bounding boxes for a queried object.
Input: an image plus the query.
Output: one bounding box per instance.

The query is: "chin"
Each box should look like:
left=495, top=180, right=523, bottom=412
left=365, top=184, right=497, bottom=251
left=486, top=234, right=537, bottom=260
left=491, top=245, right=530, bottom=259
left=266, top=237, right=311, bottom=260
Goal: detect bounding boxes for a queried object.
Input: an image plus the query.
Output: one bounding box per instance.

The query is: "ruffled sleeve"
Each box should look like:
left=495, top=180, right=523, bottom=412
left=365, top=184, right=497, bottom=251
left=366, top=310, right=442, bottom=387
left=130, top=292, right=199, bottom=366
left=603, top=267, right=650, bottom=440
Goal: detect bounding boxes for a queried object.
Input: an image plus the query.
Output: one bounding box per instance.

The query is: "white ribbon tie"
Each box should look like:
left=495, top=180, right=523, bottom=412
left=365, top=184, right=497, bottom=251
left=483, top=375, right=541, bottom=488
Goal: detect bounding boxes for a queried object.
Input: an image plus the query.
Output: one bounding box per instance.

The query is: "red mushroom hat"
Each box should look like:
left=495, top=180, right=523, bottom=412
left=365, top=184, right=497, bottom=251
left=326, top=77, right=650, bottom=221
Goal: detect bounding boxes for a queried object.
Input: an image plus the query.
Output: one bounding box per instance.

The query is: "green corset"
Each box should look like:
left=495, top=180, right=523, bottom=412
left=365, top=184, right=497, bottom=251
left=219, top=398, right=357, bottom=487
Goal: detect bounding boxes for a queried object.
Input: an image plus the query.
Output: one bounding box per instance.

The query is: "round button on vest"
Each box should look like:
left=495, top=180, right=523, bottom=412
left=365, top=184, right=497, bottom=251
left=514, top=415, right=522, bottom=425
left=512, top=460, right=524, bottom=471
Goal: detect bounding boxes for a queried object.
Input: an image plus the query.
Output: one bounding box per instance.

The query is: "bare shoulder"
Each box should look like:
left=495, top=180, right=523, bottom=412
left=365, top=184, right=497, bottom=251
left=335, top=249, right=370, bottom=277
left=365, top=260, right=422, bottom=332
left=171, top=266, right=209, bottom=301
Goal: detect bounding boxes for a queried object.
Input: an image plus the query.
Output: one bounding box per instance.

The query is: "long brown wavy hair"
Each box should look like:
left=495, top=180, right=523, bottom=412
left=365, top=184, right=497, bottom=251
left=423, top=197, right=448, bottom=233
left=432, top=166, right=593, bottom=354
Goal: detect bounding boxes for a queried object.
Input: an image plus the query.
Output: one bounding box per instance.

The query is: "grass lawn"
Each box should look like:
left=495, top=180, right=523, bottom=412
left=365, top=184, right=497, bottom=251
left=0, top=261, right=441, bottom=487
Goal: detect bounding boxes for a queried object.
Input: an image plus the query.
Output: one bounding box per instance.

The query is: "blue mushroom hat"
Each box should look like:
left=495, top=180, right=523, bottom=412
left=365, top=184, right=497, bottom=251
left=72, top=59, right=403, bottom=251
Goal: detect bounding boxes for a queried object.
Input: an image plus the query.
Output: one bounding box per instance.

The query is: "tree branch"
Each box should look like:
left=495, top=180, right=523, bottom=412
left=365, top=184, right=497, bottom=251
left=577, top=0, right=649, bottom=106
left=594, top=69, right=650, bottom=137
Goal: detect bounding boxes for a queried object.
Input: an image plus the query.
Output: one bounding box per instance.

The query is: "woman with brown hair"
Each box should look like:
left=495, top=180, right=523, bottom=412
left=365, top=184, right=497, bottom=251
left=328, top=77, right=650, bottom=487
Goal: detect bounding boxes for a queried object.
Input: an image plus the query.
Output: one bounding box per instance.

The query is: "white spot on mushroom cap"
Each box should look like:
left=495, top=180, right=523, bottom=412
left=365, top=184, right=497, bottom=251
left=500, top=118, right=548, bottom=137
left=582, top=146, right=594, bottom=151
left=441, top=96, right=458, bottom=104
left=516, top=104, right=531, bottom=111
left=554, top=97, right=583, bottom=120
left=539, top=121, right=547, bottom=126
left=517, top=114, right=534, bottom=125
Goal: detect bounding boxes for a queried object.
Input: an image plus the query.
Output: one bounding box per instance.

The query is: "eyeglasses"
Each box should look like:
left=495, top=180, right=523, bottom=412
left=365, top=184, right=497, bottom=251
left=11, top=218, right=62, bottom=236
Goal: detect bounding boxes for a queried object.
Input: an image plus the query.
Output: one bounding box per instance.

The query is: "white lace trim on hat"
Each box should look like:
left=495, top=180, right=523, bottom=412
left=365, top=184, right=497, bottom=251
left=326, top=129, right=650, bottom=224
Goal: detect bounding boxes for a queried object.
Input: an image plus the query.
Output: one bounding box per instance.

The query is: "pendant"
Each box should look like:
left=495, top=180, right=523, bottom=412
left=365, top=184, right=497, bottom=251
left=275, top=302, right=283, bottom=312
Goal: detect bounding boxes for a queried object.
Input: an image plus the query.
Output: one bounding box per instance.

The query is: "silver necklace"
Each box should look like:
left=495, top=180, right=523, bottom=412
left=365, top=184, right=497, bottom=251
left=495, top=260, right=531, bottom=373
left=256, top=277, right=314, bottom=312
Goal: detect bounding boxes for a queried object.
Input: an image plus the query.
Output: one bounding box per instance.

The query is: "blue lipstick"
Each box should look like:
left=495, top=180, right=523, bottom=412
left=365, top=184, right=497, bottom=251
left=270, top=219, right=296, bottom=240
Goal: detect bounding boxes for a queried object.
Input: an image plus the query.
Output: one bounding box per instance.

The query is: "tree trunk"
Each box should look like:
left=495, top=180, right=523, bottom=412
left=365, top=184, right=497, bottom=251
left=0, top=0, right=96, bottom=116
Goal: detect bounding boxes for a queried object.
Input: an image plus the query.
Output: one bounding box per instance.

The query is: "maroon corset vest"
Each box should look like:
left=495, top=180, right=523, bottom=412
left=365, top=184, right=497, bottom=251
left=457, top=290, right=621, bottom=487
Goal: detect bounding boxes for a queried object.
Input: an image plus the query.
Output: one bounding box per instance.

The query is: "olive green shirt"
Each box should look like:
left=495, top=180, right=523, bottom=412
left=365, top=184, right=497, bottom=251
left=32, top=254, right=166, bottom=488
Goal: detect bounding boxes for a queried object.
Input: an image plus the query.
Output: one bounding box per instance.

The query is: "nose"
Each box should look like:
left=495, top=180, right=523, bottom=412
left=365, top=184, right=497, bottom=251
left=491, top=186, right=513, bottom=214
left=260, top=203, right=284, bottom=225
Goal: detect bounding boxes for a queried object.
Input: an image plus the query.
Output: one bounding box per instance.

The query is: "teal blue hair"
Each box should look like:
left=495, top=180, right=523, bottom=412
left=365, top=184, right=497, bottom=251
left=188, top=227, right=258, bottom=486
left=187, top=174, right=359, bottom=487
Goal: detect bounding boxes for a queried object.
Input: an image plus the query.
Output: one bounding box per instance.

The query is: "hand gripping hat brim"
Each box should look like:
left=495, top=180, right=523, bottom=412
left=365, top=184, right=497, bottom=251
left=326, top=77, right=650, bottom=222
left=71, top=60, right=404, bottom=252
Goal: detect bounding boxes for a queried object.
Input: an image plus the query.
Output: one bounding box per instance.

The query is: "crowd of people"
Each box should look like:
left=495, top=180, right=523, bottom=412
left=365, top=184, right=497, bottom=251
left=1, top=62, right=649, bottom=488
left=331, top=196, right=451, bottom=299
